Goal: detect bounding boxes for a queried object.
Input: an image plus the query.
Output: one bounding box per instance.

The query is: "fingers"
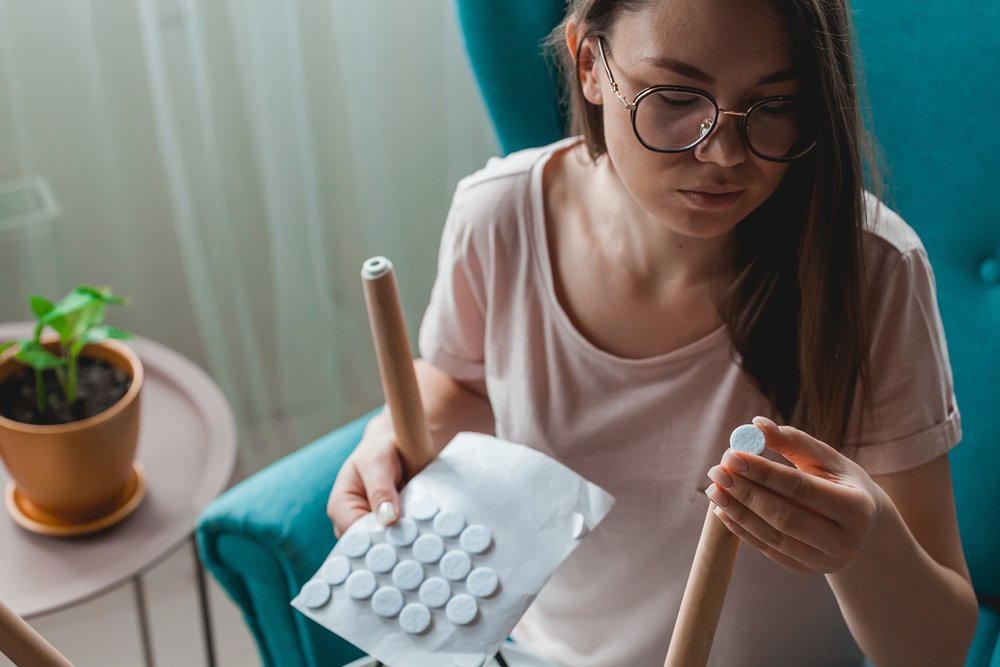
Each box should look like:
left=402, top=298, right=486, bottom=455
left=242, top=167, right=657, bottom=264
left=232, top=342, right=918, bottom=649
left=327, top=446, right=404, bottom=538
left=751, top=416, right=846, bottom=475
left=359, top=452, right=403, bottom=527
left=711, top=505, right=821, bottom=576
left=718, top=449, right=860, bottom=521
left=709, top=420, right=881, bottom=575
left=706, top=476, right=841, bottom=566
left=328, top=459, right=371, bottom=538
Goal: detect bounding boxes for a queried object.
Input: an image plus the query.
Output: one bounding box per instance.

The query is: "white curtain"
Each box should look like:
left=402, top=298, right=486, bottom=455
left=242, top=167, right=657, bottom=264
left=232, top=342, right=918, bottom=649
left=0, top=0, right=499, bottom=472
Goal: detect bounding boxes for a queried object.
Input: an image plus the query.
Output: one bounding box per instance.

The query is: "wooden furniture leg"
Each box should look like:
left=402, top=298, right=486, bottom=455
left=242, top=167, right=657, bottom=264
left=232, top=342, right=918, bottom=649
left=0, top=599, right=74, bottom=667
left=361, top=256, right=435, bottom=476
left=663, top=506, right=741, bottom=667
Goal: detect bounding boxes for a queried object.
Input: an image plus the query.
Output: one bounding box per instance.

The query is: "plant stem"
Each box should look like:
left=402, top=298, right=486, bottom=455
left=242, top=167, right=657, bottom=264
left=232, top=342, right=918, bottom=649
left=54, top=367, right=68, bottom=404
left=67, top=353, right=77, bottom=405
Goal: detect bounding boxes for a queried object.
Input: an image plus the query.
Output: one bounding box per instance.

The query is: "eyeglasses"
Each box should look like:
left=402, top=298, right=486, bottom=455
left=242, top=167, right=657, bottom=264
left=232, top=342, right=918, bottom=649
left=596, top=37, right=817, bottom=162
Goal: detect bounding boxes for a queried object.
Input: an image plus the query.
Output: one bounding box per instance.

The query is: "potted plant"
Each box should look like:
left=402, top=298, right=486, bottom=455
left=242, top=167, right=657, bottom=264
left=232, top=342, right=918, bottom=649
left=0, top=285, right=143, bottom=528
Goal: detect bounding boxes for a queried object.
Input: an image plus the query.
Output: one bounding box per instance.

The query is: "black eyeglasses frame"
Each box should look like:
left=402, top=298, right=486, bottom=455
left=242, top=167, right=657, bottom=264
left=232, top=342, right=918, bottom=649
left=594, top=35, right=817, bottom=163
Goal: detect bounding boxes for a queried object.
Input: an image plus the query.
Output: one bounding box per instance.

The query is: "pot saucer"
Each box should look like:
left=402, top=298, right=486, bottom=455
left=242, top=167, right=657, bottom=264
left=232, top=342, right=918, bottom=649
left=4, top=461, right=147, bottom=537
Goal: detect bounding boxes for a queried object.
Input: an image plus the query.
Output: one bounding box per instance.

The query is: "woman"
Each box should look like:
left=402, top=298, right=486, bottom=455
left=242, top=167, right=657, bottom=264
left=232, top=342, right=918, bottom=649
left=329, top=0, right=977, bottom=664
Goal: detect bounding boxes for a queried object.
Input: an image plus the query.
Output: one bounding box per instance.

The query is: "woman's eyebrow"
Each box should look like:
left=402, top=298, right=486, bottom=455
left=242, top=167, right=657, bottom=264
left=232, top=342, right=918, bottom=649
left=642, top=56, right=800, bottom=85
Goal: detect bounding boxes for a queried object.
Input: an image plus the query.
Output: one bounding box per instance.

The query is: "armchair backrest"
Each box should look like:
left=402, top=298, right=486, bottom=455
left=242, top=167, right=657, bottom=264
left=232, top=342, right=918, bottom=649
left=455, top=0, right=564, bottom=155
left=455, top=0, right=1000, bottom=602
left=852, top=3, right=1000, bottom=605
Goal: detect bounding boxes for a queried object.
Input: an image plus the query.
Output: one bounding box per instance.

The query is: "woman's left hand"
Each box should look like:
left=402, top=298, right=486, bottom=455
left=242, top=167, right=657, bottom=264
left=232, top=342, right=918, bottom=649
left=706, top=416, right=888, bottom=575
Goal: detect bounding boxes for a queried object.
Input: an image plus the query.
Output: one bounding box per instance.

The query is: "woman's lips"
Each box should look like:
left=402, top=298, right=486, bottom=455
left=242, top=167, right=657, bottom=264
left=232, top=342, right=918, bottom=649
left=678, top=189, right=745, bottom=209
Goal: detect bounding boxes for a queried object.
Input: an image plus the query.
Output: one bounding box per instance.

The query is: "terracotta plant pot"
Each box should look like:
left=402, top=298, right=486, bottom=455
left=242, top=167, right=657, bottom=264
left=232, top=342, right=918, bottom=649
left=0, top=338, right=143, bottom=524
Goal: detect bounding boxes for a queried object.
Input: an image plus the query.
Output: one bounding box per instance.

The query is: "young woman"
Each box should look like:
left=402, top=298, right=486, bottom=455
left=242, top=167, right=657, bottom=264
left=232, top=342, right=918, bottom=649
left=329, top=0, right=977, bottom=664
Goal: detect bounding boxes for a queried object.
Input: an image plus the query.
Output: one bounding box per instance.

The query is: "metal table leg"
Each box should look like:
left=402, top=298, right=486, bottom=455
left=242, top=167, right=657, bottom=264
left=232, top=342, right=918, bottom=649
left=132, top=575, right=155, bottom=667
left=191, top=536, right=218, bottom=667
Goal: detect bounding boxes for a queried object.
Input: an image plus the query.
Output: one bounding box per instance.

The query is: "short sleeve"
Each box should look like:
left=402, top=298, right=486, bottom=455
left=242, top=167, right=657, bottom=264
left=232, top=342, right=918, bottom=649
left=417, top=191, right=488, bottom=382
left=843, top=247, right=962, bottom=474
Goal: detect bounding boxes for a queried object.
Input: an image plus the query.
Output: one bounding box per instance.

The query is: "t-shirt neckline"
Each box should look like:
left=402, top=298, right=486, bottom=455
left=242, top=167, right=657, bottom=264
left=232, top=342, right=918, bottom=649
left=527, top=137, right=729, bottom=367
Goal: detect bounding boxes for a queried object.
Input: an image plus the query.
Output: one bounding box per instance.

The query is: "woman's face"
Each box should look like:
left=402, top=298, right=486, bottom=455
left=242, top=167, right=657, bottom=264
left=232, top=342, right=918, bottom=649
left=580, top=0, right=801, bottom=239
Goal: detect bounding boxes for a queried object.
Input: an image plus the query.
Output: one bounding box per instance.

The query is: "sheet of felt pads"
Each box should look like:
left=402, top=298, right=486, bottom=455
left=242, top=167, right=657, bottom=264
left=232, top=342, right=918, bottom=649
left=292, top=432, right=616, bottom=667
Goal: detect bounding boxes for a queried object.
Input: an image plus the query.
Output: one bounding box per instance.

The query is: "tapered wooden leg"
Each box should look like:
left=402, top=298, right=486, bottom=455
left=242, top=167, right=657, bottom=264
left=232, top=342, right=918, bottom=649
left=663, top=506, right=741, bottom=667
left=0, top=599, right=74, bottom=667
left=361, top=257, right=435, bottom=475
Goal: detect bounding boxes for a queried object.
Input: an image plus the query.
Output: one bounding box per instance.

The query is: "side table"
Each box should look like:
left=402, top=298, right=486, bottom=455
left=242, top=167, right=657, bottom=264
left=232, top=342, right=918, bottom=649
left=0, top=323, right=237, bottom=667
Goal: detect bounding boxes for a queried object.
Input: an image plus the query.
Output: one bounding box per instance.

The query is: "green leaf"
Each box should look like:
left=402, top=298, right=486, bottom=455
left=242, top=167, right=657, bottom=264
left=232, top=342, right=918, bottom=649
left=0, top=341, right=17, bottom=356
left=29, top=294, right=63, bottom=345
left=103, top=325, right=133, bottom=340
left=83, top=324, right=132, bottom=342
left=14, top=341, right=66, bottom=371
left=33, top=312, right=69, bottom=344
left=59, top=290, right=99, bottom=344
left=83, top=326, right=108, bottom=344
left=75, top=285, right=105, bottom=298
left=32, top=286, right=130, bottom=348
left=45, top=289, right=95, bottom=321
left=76, top=285, right=129, bottom=306
left=81, top=325, right=112, bottom=345
left=69, top=300, right=106, bottom=343
left=36, top=290, right=93, bottom=343
left=29, top=296, right=55, bottom=320
left=70, top=338, right=89, bottom=361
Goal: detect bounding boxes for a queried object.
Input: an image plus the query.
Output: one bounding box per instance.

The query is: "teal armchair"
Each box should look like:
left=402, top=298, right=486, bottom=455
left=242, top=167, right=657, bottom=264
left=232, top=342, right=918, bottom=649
left=196, top=1, right=1000, bottom=665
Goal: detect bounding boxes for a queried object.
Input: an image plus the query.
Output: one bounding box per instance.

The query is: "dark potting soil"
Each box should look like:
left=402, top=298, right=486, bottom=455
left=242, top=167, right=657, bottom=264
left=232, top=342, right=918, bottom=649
left=0, top=358, right=132, bottom=426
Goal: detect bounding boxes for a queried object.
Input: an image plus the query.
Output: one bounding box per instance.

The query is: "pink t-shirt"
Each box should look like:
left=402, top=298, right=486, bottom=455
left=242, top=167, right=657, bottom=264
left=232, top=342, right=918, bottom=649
left=418, top=137, right=961, bottom=667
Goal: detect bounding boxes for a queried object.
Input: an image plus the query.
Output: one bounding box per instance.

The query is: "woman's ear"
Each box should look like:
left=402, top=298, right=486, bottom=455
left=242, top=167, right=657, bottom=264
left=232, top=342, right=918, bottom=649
left=565, top=22, right=603, bottom=105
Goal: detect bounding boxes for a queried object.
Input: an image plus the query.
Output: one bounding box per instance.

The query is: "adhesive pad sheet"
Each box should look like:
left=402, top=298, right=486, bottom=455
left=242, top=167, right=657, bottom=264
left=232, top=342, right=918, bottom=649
left=292, top=432, right=615, bottom=667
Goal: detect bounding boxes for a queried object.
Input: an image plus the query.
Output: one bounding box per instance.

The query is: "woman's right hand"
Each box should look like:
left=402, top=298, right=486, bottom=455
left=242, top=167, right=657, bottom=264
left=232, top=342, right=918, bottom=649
left=327, top=414, right=405, bottom=538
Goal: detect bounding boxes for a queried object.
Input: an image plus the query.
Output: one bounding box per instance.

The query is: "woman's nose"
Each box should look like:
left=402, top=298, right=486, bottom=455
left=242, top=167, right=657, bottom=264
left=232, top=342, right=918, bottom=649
left=693, top=112, right=748, bottom=167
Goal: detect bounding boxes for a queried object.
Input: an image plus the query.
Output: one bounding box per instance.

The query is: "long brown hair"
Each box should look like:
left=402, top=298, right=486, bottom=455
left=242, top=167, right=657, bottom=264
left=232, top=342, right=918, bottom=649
left=547, top=0, right=879, bottom=450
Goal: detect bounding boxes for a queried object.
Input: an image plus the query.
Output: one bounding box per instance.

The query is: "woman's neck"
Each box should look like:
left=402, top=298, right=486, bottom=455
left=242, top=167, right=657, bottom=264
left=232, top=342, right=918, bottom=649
left=584, top=148, right=735, bottom=292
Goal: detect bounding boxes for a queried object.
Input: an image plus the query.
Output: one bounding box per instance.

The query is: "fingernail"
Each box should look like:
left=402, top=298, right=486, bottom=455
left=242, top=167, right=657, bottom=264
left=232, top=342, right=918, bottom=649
left=752, top=415, right=779, bottom=433
left=707, top=466, right=733, bottom=488
left=705, top=484, right=729, bottom=507
left=723, top=451, right=749, bottom=472
left=377, top=501, right=398, bottom=526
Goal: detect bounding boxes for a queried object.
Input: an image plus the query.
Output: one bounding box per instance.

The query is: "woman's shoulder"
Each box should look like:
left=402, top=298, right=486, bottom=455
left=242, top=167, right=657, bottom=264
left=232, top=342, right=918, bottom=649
left=861, top=190, right=928, bottom=273
left=862, top=190, right=924, bottom=257
left=441, top=138, right=577, bottom=259
left=450, top=137, right=577, bottom=218
left=860, top=191, right=944, bottom=327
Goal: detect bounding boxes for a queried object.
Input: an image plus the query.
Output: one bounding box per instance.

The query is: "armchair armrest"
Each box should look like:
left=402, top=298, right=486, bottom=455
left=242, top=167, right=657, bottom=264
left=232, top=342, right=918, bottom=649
left=196, top=410, right=378, bottom=667
left=967, top=601, right=1000, bottom=667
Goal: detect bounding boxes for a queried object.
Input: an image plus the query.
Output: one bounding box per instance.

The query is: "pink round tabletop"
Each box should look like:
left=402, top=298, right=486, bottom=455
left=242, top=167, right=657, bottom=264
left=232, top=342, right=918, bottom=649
left=0, top=322, right=237, bottom=618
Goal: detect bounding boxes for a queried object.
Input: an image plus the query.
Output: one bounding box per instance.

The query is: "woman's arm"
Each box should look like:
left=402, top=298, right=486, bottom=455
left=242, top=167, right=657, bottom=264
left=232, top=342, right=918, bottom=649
left=707, top=418, right=977, bottom=667
left=413, top=358, right=495, bottom=451
left=827, top=455, right=976, bottom=667
left=357, top=358, right=494, bottom=461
